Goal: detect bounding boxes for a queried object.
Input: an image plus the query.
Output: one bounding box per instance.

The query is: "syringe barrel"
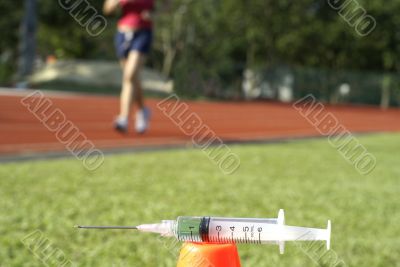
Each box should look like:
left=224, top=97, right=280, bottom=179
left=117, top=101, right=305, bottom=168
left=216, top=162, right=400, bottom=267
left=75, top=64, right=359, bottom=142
left=174, top=215, right=329, bottom=248
left=175, top=216, right=281, bottom=243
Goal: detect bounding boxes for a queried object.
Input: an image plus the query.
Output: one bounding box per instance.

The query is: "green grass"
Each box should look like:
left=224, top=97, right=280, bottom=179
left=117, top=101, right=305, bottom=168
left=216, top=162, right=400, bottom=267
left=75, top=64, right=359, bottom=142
left=0, top=133, right=399, bottom=267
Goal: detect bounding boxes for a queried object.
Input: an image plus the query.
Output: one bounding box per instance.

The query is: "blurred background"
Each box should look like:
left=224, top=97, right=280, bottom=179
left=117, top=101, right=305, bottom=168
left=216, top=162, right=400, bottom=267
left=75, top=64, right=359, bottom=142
left=2, top=0, right=400, bottom=105
left=1, top=0, right=400, bottom=266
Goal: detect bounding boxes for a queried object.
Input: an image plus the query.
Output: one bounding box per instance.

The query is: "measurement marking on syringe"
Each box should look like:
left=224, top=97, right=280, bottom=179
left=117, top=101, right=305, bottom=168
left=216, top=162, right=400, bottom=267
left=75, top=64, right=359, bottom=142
left=212, top=218, right=278, bottom=223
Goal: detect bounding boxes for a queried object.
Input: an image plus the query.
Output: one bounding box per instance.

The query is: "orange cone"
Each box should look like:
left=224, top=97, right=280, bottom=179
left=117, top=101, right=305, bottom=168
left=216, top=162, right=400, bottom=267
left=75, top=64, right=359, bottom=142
left=177, top=243, right=241, bottom=267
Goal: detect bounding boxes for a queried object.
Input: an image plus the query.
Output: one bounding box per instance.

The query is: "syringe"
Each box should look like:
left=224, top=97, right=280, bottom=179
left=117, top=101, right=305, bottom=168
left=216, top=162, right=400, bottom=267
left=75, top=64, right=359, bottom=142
left=76, top=210, right=331, bottom=254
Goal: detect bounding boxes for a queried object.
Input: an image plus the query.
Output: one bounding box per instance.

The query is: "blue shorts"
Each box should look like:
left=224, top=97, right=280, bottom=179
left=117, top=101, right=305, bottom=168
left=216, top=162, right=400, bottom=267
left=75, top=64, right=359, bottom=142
left=114, top=29, right=153, bottom=58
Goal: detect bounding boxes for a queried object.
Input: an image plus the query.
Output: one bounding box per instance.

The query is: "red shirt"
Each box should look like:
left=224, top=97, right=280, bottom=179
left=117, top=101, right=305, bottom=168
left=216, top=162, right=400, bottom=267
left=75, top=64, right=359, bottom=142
left=118, top=0, right=154, bottom=29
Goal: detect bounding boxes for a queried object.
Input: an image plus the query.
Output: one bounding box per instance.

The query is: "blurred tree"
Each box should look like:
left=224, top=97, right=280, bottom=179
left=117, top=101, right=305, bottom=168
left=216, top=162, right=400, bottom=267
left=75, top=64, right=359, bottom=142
left=0, top=1, right=23, bottom=84
left=0, top=0, right=398, bottom=106
left=153, top=0, right=193, bottom=77
left=18, top=0, right=37, bottom=80
left=37, top=0, right=115, bottom=59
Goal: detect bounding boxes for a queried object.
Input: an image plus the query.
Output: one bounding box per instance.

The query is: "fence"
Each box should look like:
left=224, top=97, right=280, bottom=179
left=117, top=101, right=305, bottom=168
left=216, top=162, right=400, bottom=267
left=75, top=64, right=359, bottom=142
left=245, top=65, right=400, bottom=108
left=174, top=63, right=400, bottom=108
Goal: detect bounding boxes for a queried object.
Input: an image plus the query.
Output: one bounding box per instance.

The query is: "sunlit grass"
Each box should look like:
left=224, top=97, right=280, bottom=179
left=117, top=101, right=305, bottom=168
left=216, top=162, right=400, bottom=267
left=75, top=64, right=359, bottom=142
left=0, top=133, right=399, bottom=266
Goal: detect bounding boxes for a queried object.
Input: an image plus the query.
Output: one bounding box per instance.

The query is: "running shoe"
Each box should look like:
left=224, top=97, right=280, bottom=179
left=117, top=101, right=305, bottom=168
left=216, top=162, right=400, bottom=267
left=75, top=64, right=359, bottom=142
left=114, top=116, right=128, bottom=133
left=135, top=107, right=151, bottom=134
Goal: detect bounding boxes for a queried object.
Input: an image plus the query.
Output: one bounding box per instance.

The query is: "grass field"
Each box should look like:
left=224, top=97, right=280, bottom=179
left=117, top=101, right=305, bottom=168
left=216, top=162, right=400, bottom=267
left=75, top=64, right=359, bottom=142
left=1, top=133, right=399, bottom=267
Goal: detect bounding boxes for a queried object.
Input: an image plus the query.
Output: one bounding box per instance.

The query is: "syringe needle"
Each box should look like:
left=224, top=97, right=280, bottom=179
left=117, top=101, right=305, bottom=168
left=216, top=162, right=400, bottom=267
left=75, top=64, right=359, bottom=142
left=75, top=225, right=138, bottom=230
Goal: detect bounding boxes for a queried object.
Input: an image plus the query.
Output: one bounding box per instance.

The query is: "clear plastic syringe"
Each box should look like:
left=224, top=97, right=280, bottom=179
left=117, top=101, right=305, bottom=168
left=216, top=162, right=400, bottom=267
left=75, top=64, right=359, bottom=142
left=76, top=210, right=331, bottom=254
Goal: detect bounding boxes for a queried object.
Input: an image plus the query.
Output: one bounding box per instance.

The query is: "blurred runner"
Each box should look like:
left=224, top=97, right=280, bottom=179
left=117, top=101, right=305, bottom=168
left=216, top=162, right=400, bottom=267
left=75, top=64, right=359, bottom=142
left=103, top=0, right=154, bottom=133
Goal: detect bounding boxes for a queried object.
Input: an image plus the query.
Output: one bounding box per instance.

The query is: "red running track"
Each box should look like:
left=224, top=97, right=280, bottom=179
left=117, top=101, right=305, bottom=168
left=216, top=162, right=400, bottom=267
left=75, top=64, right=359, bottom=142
left=1, top=89, right=400, bottom=158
